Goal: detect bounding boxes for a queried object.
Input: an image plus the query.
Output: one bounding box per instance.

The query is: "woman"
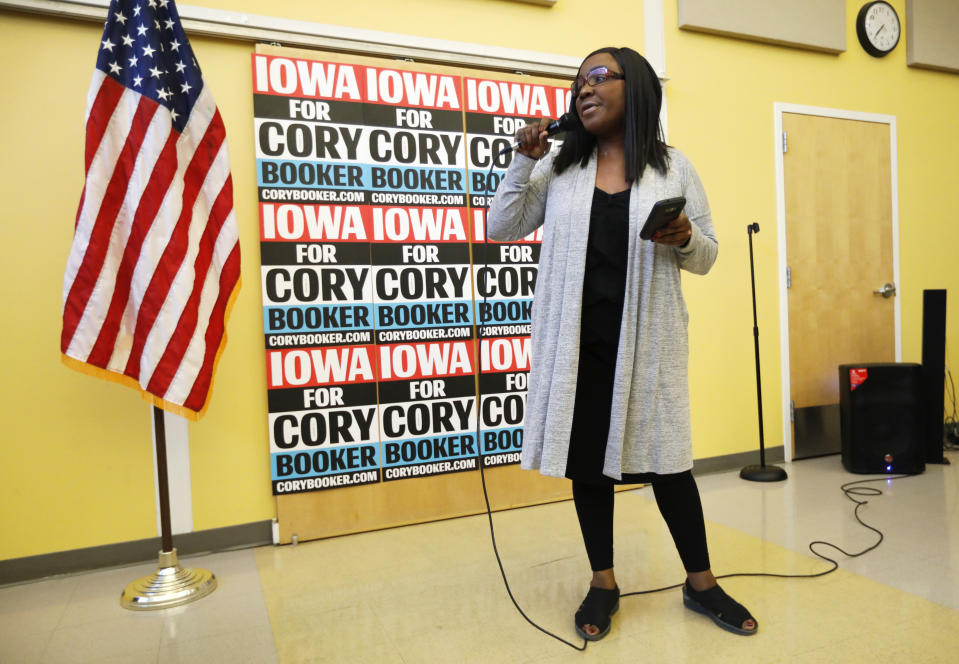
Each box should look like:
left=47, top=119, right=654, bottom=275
left=486, top=47, right=757, bottom=641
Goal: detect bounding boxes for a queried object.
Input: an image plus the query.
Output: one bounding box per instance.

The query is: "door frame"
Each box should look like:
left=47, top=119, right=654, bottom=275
left=773, top=103, right=902, bottom=461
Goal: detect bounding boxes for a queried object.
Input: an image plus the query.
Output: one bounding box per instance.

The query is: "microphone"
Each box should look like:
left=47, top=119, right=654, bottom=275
left=497, top=113, right=575, bottom=155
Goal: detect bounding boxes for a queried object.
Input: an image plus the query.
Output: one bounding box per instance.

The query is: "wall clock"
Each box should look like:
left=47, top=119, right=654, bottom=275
left=856, top=1, right=901, bottom=57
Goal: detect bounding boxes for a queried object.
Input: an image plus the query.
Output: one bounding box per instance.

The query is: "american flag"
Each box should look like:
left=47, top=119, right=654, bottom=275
left=61, top=0, right=240, bottom=419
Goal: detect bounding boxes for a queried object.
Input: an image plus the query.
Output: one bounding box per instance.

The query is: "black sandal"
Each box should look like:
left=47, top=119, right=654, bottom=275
left=682, top=581, right=758, bottom=635
left=574, top=585, right=620, bottom=641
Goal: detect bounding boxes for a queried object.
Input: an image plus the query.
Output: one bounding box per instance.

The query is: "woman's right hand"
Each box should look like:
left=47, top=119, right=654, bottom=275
left=514, top=118, right=552, bottom=159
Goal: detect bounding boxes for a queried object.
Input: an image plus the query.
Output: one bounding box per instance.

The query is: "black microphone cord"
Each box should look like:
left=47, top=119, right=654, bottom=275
left=618, top=473, right=918, bottom=599
left=471, top=155, right=919, bottom=651
left=474, top=159, right=587, bottom=651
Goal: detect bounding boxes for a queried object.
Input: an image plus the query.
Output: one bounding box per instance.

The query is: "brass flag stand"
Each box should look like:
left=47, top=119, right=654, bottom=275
left=121, top=406, right=216, bottom=609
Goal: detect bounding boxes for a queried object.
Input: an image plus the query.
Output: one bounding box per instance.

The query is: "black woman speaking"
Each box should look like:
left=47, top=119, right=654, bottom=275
left=486, top=46, right=757, bottom=641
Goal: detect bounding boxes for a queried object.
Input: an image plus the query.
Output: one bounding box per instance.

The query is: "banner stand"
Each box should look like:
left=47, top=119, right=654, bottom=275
left=120, top=406, right=217, bottom=610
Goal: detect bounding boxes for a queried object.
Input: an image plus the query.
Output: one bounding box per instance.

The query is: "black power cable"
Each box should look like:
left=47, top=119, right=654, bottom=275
left=945, top=368, right=958, bottom=450
left=472, top=158, right=922, bottom=651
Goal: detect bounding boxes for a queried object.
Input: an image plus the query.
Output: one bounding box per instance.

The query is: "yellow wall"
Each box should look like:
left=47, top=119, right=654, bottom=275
left=1, top=0, right=956, bottom=561
left=0, top=1, right=643, bottom=561
left=669, top=0, right=959, bottom=457
left=0, top=13, right=159, bottom=559
left=189, top=0, right=645, bottom=57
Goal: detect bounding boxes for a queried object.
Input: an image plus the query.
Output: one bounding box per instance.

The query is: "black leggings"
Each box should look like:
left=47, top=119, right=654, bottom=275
left=572, top=470, right=710, bottom=573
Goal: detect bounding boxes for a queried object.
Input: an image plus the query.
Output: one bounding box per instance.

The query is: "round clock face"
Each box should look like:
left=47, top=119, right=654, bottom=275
left=857, top=1, right=901, bottom=57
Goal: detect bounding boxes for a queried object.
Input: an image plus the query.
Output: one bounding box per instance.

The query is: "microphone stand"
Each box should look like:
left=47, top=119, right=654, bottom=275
left=740, top=223, right=787, bottom=482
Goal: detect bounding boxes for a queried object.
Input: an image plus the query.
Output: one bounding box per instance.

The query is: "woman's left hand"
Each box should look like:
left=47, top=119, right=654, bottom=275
left=653, top=213, right=694, bottom=247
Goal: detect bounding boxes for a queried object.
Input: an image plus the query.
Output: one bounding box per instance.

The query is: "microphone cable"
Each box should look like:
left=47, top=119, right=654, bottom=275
left=472, top=158, right=587, bottom=651
left=618, top=473, right=919, bottom=599
left=470, top=155, right=923, bottom=651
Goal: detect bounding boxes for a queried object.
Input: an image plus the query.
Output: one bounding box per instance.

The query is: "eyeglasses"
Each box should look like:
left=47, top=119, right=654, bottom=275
left=570, top=66, right=625, bottom=96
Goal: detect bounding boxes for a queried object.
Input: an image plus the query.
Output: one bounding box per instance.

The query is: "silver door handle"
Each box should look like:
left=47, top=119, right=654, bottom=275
left=874, top=283, right=896, bottom=298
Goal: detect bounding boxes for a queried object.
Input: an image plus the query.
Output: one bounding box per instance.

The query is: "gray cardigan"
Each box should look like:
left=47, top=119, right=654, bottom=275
left=486, top=147, right=717, bottom=479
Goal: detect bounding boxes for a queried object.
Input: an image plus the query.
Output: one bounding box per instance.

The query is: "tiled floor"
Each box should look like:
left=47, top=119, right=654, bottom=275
left=2, top=452, right=958, bottom=663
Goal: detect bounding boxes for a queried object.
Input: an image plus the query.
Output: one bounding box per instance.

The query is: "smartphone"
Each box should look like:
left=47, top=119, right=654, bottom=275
left=640, top=197, right=686, bottom=241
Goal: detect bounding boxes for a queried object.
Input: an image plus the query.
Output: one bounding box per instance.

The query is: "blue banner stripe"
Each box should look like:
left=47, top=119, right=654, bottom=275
left=264, top=303, right=374, bottom=333
left=374, top=300, right=473, bottom=329
left=257, top=159, right=469, bottom=194
left=381, top=433, right=477, bottom=467
left=476, top=298, right=533, bottom=324
left=271, top=444, right=379, bottom=480
left=479, top=426, right=524, bottom=455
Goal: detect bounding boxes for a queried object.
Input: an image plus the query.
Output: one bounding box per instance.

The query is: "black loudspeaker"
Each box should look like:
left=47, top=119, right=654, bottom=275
left=921, top=289, right=947, bottom=464
left=839, top=363, right=925, bottom=474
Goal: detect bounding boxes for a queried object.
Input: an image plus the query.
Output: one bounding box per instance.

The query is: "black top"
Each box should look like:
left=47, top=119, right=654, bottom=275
left=579, top=187, right=629, bottom=364
left=565, top=187, right=661, bottom=485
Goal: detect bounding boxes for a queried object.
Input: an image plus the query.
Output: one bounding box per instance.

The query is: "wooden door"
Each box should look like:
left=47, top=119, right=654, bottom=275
left=783, top=113, right=896, bottom=459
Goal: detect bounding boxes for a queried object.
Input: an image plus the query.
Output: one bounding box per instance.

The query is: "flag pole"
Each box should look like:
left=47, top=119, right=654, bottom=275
left=63, top=0, right=236, bottom=609
left=120, top=406, right=217, bottom=609
left=154, top=405, right=174, bottom=553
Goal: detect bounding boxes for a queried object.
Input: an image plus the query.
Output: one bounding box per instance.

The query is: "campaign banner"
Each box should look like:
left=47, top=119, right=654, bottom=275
left=378, top=369, right=478, bottom=481
left=268, top=383, right=380, bottom=494
left=255, top=54, right=477, bottom=493
left=477, top=336, right=531, bottom=466
left=464, top=76, right=569, bottom=467
left=253, top=56, right=468, bottom=206
left=254, top=54, right=566, bottom=493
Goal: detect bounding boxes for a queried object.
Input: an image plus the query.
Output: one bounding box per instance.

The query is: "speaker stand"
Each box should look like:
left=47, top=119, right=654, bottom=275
left=922, top=290, right=948, bottom=464
left=740, top=223, right=787, bottom=483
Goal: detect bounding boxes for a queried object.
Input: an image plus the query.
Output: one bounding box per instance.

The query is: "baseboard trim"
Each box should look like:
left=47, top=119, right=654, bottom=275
left=692, top=446, right=786, bottom=476
left=2, top=449, right=783, bottom=585
left=0, top=520, right=273, bottom=586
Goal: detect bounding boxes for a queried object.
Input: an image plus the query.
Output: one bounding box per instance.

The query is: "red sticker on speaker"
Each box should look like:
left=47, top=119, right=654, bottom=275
left=849, top=368, right=868, bottom=390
